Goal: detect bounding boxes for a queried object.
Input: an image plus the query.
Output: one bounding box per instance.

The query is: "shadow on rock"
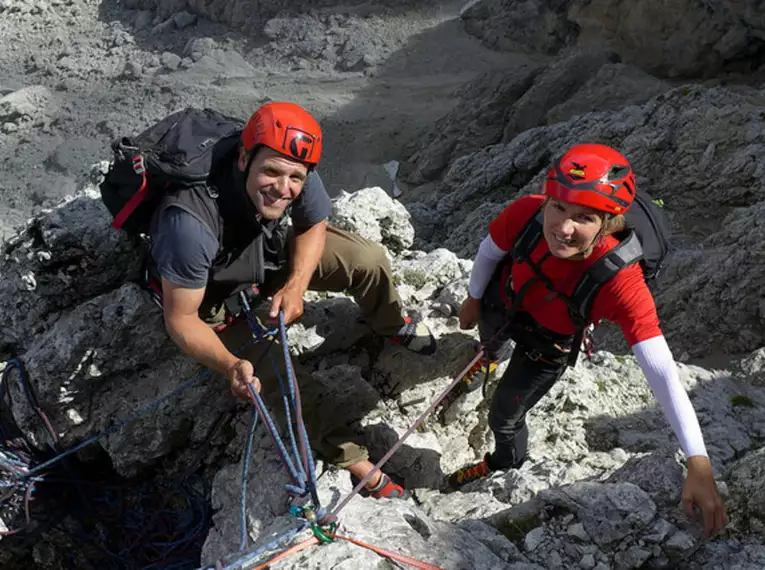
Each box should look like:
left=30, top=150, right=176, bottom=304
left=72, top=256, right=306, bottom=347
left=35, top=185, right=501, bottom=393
left=367, top=331, right=477, bottom=398
left=361, top=422, right=445, bottom=490
left=424, top=351, right=765, bottom=569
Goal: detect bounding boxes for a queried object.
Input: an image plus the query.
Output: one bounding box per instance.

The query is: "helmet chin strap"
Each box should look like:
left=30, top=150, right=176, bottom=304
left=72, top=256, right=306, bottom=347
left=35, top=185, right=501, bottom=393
left=232, top=151, right=264, bottom=225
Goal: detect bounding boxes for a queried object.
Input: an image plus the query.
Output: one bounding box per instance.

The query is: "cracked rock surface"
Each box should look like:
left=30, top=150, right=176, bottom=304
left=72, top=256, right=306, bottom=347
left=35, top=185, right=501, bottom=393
left=3, top=1, right=765, bottom=569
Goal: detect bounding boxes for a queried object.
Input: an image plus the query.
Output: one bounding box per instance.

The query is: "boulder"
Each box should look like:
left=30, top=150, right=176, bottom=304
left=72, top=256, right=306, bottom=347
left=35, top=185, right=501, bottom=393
left=725, top=447, right=765, bottom=535
left=330, top=187, right=415, bottom=253
left=409, top=85, right=765, bottom=355
left=461, top=0, right=765, bottom=78
left=0, top=85, right=53, bottom=131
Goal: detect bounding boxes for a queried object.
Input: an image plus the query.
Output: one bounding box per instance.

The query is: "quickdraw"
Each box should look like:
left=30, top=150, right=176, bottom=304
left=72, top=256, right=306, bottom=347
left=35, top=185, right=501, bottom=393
left=289, top=505, right=336, bottom=544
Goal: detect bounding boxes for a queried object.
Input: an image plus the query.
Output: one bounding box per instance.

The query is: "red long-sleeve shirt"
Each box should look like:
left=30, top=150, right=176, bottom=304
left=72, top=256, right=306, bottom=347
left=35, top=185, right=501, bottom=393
left=488, top=195, right=662, bottom=345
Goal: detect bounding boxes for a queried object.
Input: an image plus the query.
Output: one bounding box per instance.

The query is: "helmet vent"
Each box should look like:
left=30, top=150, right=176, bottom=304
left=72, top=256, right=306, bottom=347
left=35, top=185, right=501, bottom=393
left=607, top=165, right=630, bottom=180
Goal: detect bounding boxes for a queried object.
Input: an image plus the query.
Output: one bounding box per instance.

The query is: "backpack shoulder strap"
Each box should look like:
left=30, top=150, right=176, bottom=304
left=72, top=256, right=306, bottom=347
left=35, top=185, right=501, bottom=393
left=513, top=207, right=545, bottom=261
left=513, top=205, right=574, bottom=305
left=568, top=229, right=644, bottom=324
left=511, top=210, right=644, bottom=369
left=502, top=206, right=550, bottom=314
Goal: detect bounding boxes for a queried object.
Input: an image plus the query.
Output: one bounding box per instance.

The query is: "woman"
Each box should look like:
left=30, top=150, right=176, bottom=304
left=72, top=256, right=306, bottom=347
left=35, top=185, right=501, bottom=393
left=448, top=143, right=727, bottom=538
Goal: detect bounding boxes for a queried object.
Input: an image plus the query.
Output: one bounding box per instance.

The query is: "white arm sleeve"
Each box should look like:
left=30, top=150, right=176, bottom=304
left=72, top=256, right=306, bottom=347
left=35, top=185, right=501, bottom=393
left=631, top=336, right=708, bottom=458
left=468, top=235, right=509, bottom=299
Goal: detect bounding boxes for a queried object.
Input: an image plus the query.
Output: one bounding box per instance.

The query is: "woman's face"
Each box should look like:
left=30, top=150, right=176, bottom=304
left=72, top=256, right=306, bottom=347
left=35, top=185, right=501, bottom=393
left=542, top=199, right=604, bottom=259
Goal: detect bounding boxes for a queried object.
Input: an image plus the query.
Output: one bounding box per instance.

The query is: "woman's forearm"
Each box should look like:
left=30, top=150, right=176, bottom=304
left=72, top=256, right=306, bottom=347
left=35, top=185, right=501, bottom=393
left=468, top=234, right=508, bottom=299
left=632, top=335, right=708, bottom=458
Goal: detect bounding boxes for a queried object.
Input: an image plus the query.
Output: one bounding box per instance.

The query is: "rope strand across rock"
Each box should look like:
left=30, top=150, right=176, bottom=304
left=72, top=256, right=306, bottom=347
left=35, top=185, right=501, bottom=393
left=2, top=308, right=456, bottom=570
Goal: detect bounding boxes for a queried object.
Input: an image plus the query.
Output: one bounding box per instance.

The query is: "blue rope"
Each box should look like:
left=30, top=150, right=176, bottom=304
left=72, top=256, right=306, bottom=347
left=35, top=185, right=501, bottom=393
left=237, top=308, right=320, bottom=501
left=236, top=297, right=309, bottom=495
left=227, top=306, right=326, bottom=570
left=268, top=350, right=307, bottom=486
left=278, top=312, right=320, bottom=502
left=239, top=407, right=258, bottom=552
left=246, top=384, right=305, bottom=496
left=17, top=333, right=266, bottom=480
left=201, top=521, right=309, bottom=570
left=276, top=315, right=307, bottom=474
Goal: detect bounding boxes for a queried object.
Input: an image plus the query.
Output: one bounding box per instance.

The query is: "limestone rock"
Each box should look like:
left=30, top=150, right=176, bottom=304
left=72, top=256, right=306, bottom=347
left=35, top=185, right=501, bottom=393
left=401, top=61, right=542, bottom=185
left=172, top=10, right=196, bottom=29
left=738, top=348, right=765, bottom=386
left=605, top=454, right=685, bottom=507
left=410, top=85, right=765, bottom=356
left=394, top=249, right=464, bottom=289
left=461, top=0, right=765, bottom=78
left=437, top=277, right=469, bottom=316
left=284, top=295, right=368, bottom=356
left=461, top=0, right=576, bottom=55
left=0, top=189, right=142, bottom=352
left=500, top=49, right=623, bottom=144
left=401, top=49, right=668, bottom=187
left=160, top=51, right=181, bottom=71
left=545, top=62, right=669, bottom=126
left=0, top=85, right=53, bottom=131
left=330, top=187, right=414, bottom=252
left=539, top=482, right=657, bottom=547
left=725, top=447, right=765, bottom=535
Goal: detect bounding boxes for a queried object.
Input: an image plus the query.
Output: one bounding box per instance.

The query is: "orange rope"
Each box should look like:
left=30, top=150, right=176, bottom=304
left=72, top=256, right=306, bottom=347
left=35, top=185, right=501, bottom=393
left=251, top=536, right=319, bottom=570
left=331, top=534, right=445, bottom=570
left=245, top=531, right=445, bottom=570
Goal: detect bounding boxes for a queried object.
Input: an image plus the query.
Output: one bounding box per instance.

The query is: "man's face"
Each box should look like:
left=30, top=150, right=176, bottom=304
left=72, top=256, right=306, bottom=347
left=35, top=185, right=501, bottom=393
left=238, top=146, right=309, bottom=219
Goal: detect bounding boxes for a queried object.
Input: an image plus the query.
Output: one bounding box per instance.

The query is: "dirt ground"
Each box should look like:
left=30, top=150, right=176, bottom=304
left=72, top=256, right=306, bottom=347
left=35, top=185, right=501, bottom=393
left=0, top=0, right=545, bottom=242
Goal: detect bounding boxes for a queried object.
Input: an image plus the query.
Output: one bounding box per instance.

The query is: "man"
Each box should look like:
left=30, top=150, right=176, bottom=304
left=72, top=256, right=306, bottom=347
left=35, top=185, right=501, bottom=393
left=150, top=101, right=435, bottom=498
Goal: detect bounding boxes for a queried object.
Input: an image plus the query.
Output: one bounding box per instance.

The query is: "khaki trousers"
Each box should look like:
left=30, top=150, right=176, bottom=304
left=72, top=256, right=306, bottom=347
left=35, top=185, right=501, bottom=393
left=261, top=225, right=405, bottom=336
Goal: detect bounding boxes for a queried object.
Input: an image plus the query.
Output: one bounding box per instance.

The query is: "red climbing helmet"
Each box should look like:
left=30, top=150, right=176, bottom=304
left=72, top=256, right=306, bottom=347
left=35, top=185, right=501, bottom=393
left=241, top=102, right=323, bottom=166
left=544, top=143, right=636, bottom=214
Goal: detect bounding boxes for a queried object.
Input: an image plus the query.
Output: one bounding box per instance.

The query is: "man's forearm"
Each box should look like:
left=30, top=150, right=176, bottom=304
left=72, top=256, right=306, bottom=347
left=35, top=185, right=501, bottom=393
left=288, top=220, right=327, bottom=291
left=165, top=314, right=240, bottom=377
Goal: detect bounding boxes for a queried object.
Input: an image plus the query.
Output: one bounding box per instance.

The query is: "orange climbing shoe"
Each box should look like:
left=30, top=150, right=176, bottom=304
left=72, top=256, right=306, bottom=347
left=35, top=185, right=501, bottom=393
left=447, top=455, right=493, bottom=490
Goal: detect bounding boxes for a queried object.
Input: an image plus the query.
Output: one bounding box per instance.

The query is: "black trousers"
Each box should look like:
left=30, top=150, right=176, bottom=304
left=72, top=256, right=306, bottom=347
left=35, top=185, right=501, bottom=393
left=479, top=271, right=570, bottom=469
left=487, top=347, right=566, bottom=468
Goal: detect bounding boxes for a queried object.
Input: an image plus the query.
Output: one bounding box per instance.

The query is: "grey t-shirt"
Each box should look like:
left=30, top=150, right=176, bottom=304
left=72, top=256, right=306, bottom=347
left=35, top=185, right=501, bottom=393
left=151, top=170, right=332, bottom=289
